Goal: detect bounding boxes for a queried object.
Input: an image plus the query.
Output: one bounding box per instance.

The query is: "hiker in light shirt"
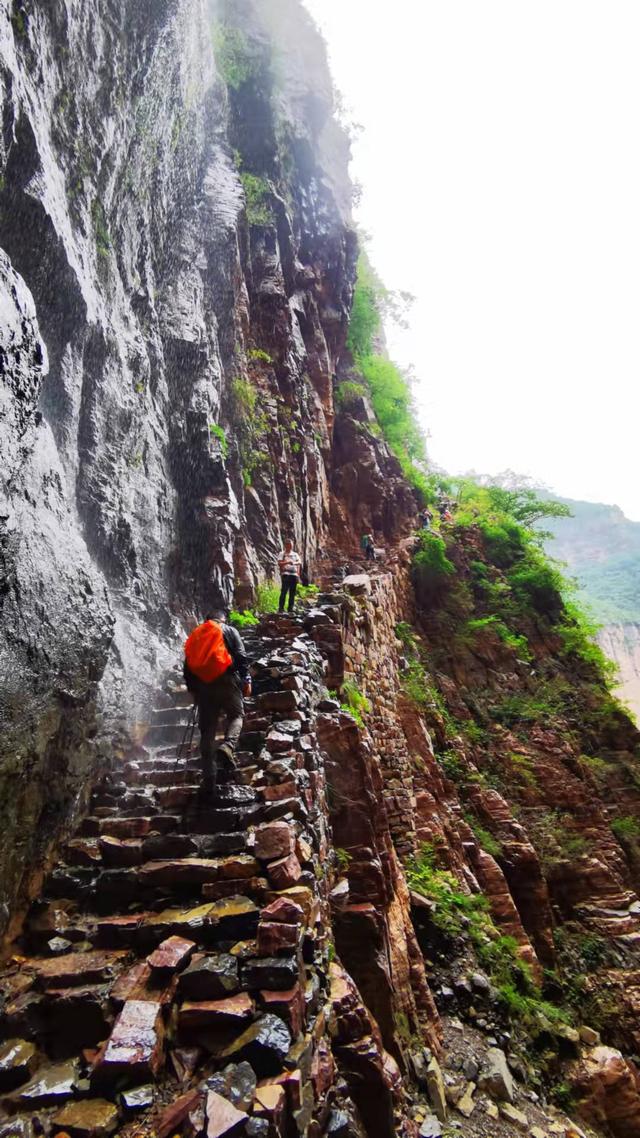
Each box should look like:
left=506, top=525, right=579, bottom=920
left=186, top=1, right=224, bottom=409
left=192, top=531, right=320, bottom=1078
left=278, top=539, right=302, bottom=613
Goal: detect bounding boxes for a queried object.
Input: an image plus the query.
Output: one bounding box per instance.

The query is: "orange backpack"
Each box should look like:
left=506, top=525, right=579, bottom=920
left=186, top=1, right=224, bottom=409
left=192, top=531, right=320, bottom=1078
left=184, top=621, right=233, bottom=683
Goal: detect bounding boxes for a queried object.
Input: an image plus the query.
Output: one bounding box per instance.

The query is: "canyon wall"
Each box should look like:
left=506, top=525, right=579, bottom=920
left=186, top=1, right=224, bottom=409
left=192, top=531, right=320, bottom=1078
left=0, top=0, right=412, bottom=930
left=2, top=4, right=640, bottom=1137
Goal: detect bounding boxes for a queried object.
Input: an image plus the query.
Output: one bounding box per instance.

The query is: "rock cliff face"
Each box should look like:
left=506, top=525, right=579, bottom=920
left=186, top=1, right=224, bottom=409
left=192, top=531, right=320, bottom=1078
left=2, top=4, right=640, bottom=1138
left=0, top=0, right=413, bottom=931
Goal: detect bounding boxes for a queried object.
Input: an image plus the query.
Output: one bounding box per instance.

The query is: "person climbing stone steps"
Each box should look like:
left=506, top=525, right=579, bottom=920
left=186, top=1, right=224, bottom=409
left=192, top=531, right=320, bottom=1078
left=183, top=608, right=252, bottom=791
left=277, top=538, right=302, bottom=612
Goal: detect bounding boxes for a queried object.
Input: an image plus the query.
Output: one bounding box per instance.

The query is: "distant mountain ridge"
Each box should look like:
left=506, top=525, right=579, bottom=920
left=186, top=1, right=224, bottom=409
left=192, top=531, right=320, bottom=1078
left=544, top=497, right=640, bottom=624
left=544, top=497, right=640, bottom=720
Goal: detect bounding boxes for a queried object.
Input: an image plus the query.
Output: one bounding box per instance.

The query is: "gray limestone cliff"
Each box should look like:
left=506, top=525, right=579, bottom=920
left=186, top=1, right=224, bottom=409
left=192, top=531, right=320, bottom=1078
left=0, top=0, right=413, bottom=934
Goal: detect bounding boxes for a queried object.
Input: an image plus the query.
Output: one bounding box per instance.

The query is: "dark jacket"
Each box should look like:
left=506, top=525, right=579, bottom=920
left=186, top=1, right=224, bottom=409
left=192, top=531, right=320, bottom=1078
left=183, top=623, right=250, bottom=695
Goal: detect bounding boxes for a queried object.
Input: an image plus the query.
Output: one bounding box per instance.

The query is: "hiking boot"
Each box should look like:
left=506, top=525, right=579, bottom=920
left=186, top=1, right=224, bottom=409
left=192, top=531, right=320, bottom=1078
left=216, top=743, right=236, bottom=783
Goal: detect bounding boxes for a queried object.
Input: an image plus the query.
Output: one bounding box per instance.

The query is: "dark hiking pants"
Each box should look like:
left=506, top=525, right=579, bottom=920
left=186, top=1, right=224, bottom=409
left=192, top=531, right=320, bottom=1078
left=197, top=671, right=244, bottom=787
left=279, top=573, right=298, bottom=612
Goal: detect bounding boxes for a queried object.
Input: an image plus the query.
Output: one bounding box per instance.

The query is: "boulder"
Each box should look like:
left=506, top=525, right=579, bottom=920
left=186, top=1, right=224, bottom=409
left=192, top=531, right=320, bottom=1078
left=178, top=954, right=240, bottom=1000
left=426, top=1057, right=447, bottom=1122
left=216, top=1014, right=292, bottom=1077
left=478, top=1047, right=515, bottom=1103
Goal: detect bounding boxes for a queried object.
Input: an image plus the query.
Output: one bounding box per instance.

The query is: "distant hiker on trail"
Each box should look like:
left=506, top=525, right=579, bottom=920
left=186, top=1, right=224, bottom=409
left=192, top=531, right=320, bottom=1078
left=361, top=532, right=376, bottom=562
left=183, top=609, right=251, bottom=791
left=419, top=508, right=433, bottom=531
left=278, top=539, right=302, bottom=613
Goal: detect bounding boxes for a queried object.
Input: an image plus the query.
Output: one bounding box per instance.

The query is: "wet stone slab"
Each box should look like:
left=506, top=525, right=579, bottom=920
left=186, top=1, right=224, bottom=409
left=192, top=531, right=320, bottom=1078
left=214, top=1013, right=292, bottom=1077
left=7, top=1058, right=79, bottom=1108
left=146, top=935, right=196, bottom=975
left=177, top=954, right=240, bottom=1000
left=53, top=1097, right=120, bottom=1137
left=0, top=1038, right=38, bottom=1091
left=92, top=999, right=164, bottom=1088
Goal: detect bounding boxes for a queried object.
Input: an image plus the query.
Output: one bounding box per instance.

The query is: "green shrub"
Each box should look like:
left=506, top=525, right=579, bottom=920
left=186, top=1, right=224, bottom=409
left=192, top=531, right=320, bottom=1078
left=439, top=751, right=465, bottom=782
left=405, top=845, right=487, bottom=938
left=611, top=815, right=640, bottom=843
left=248, top=348, right=273, bottom=363
left=359, top=354, right=426, bottom=466
left=466, top=615, right=531, bottom=661
left=557, top=601, right=618, bottom=686
left=240, top=172, right=273, bottom=225
left=412, top=532, right=455, bottom=597
left=213, top=24, right=253, bottom=89
left=406, top=845, right=568, bottom=1027
left=335, top=848, right=352, bottom=872
left=256, top=580, right=280, bottom=613
left=346, top=253, right=382, bottom=358
left=478, top=517, right=526, bottom=568
left=231, top=376, right=269, bottom=484
left=531, top=810, right=589, bottom=867
left=208, top=423, right=228, bottom=458
left=508, top=752, right=538, bottom=789
left=339, top=677, right=371, bottom=728
left=297, top=583, right=319, bottom=602
left=395, top=621, right=416, bottom=650
left=464, top=814, right=503, bottom=859
left=335, top=381, right=367, bottom=408
left=229, top=609, right=259, bottom=629
left=91, top=199, right=111, bottom=259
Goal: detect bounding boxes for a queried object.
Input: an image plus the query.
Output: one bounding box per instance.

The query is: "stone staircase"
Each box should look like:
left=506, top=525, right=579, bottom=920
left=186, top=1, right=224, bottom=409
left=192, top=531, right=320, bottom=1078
left=0, top=609, right=401, bottom=1138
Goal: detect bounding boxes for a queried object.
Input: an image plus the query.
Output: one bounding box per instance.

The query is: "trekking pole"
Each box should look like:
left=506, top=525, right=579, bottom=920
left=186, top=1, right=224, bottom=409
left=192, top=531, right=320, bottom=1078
left=174, top=703, right=197, bottom=775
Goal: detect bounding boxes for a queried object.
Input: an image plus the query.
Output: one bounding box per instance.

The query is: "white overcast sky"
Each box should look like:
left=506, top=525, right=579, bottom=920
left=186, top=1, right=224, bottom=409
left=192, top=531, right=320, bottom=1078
left=302, top=0, right=640, bottom=520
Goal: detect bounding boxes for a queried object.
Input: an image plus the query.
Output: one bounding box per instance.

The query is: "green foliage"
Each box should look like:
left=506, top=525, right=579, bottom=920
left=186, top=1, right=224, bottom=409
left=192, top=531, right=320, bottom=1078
left=507, top=752, right=538, bottom=789
left=297, top=583, right=319, bottom=602
left=507, top=555, right=564, bottom=620
left=340, top=676, right=371, bottom=728
left=248, top=348, right=273, bottom=363
left=543, top=496, right=640, bottom=625
left=91, top=199, right=111, bottom=259
left=11, top=9, right=26, bottom=38
left=405, top=845, right=487, bottom=938
left=229, top=609, right=259, bottom=629
left=240, top=172, right=273, bottom=225
left=412, top=531, right=455, bottom=598
left=256, top=580, right=280, bottom=613
left=466, top=615, right=531, bottom=661
left=610, top=815, right=640, bottom=844
left=531, top=810, right=589, bottom=868
left=395, top=621, right=415, bottom=650
left=231, top=377, right=269, bottom=485
left=406, top=845, right=568, bottom=1026
left=578, top=754, right=611, bottom=781
left=464, top=813, right=503, bottom=859
left=346, top=253, right=382, bottom=357
left=552, top=1082, right=574, bottom=1111
left=359, top=354, right=427, bottom=466
left=478, top=517, right=527, bottom=568
left=483, top=485, right=571, bottom=529
left=345, top=254, right=430, bottom=503
left=493, top=680, right=567, bottom=728
left=208, top=423, right=228, bottom=458
left=335, top=847, right=352, bottom=872
left=438, top=751, right=465, bottom=782
left=556, top=601, right=618, bottom=687
left=213, top=24, right=253, bottom=89
left=335, top=381, right=367, bottom=408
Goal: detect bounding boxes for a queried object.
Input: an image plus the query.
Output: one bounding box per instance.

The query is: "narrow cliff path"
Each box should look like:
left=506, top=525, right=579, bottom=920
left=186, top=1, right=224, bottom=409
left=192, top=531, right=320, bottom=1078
left=0, top=598, right=412, bottom=1138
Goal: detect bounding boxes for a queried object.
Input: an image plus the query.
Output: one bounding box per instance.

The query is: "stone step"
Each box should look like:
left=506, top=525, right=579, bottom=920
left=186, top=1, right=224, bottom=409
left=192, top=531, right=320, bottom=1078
left=139, top=722, right=193, bottom=748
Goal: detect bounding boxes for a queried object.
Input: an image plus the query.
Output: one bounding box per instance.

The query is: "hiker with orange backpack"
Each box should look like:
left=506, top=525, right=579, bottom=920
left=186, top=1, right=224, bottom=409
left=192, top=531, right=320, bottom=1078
left=183, top=608, right=252, bottom=790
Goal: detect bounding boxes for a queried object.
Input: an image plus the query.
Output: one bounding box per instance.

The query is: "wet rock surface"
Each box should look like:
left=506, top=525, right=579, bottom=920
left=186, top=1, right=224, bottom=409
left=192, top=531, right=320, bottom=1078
left=0, top=614, right=408, bottom=1136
